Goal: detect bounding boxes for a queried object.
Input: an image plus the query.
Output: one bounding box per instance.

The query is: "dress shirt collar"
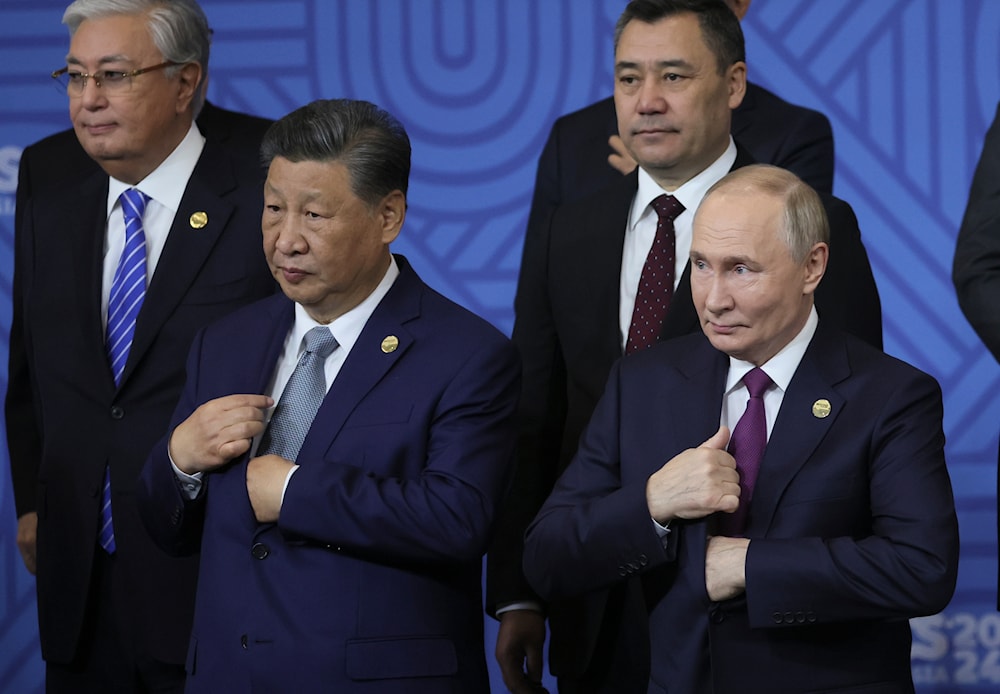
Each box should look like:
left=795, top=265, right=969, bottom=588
left=629, top=137, right=737, bottom=233
left=105, top=121, right=206, bottom=217
left=725, top=305, right=819, bottom=396
left=288, top=254, right=401, bottom=359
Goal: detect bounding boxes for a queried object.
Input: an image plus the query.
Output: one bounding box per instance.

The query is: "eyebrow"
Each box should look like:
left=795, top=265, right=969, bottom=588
left=65, top=53, right=132, bottom=67
left=615, top=58, right=694, bottom=72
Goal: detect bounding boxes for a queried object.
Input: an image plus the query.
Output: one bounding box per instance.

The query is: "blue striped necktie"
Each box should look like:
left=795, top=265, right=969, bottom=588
left=100, top=187, right=150, bottom=553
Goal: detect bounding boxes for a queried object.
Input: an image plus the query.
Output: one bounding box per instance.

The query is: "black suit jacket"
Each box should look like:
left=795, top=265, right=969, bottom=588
left=523, top=85, right=835, bottom=248
left=6, top=105, right=276, bottom=665
left=523, top=324, right=957, bottom=693
left=487, top=147, right=881, bottom=686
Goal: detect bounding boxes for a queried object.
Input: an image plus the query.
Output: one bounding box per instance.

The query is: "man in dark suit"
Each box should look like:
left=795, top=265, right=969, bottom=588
left=487, top=1, right=881, bottom=691
left=137, top=98, right=520, bottom=693
left=952, top=101, right=1000, bottom=608
left=523, top=0, right=835, bottom=253
left=6, top=0, right=275, bottom=690
left=524, top=164, right=958, bottom=693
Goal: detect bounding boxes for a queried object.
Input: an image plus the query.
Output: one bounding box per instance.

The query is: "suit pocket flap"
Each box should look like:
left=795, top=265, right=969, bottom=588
left=345, top=636, right=457, bottom=680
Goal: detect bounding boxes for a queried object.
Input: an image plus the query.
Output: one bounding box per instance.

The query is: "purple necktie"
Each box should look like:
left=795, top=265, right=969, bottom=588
left=719, top=367, right=773, bottom=536
left=626, top=194, right=685, bottom=355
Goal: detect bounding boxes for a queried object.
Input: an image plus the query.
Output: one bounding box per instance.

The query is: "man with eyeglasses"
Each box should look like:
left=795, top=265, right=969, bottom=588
left=6, top=0, right=276, bottom=691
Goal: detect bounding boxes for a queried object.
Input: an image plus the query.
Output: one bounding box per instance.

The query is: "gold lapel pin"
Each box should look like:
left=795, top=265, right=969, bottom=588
left=189, top=211, right=208, bottom=229
left=812, top=399, right=832, bottom=418
left=381, top=335, right=399, bottom=353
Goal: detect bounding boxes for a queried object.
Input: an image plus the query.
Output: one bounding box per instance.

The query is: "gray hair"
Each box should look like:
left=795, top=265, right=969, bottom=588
left=63, top=0, right=211, bottom=114
left=261, top=99, right=411, bottom=208
left=701, top=164, right=829, bottom=262
left=614, top=0, right=745, bottom=75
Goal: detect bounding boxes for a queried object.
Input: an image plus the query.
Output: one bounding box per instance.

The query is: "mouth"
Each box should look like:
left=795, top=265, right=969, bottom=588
left=82, top=122, right=117, bottom=136
left=279, top=266, right=310, bottom=283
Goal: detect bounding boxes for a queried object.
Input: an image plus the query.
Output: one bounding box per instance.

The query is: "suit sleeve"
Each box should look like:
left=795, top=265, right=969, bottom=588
left=953, top=102, right=1000, bottom=361
left=135, top=330, right=209, bottom=556
left=6, top=150, right=42, bottom=519
left=744, top=369, right=958, bottom=627
left=814, top=195, right=883, bottom=349
left=278, top=334, right=520, bottom=565
left=522, top=360, right=673, bottom=602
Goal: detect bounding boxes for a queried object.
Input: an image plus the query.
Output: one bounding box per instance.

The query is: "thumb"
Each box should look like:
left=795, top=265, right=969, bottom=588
left=701, top=425, right=730, bottom=450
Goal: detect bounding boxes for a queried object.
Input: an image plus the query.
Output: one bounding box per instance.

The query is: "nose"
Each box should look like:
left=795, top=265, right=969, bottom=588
left=270, top=217, right=307, bottom=257
left=636, top=79, right=667, bottom=115
left=77, top=77, right=107, bottom=109
left=702, top=275, right=733, bottom=314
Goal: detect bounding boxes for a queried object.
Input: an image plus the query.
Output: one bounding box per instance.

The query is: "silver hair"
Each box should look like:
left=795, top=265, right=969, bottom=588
left=62, top=0, right=211, bottom=114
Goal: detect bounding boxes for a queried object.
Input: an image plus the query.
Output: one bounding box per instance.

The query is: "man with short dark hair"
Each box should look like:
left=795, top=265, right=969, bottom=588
left=524, top=164, right=957, bottom=693
left=137, top=98, right=521, bottom=693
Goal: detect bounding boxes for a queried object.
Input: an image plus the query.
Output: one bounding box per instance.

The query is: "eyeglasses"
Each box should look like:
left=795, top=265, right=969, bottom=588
left=51, top=61, right=178, bottom=95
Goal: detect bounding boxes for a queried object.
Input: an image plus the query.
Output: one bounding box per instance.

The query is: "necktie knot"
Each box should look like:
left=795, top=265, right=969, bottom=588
left=120, top=188, right=150, bottom=224
left=651, top=194, right=684, bottom=224
left=742, top=367, right=772, bottom=399
left=303, top=326, right=338, bottom=358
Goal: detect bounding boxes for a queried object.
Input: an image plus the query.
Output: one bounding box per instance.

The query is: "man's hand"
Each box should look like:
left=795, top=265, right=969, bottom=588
left=16, top=511, right=37, bottom=575
left=495, top=609, right=549, bottom=693
left=646, top=425, right=739, bottom=524
left=246, top=454, right=295, bottom=523
left=607, top=134, right=638, bottom=176
left=705, top=535, right=749, bottom=601
left=169, top=394, right=273, bottom=474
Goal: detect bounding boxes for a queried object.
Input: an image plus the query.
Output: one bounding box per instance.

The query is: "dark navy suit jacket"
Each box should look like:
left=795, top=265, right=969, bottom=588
left=138, top=257, right=520, bottom=693
left=524, top=324, right=958, bottom=693
left=487, top=146, right=882, bottom=686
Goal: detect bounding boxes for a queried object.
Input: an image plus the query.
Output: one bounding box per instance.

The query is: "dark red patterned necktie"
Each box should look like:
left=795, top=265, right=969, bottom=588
left=719, top=367, right=773, bottom=536
left=625, top=194, right=685, bottom=355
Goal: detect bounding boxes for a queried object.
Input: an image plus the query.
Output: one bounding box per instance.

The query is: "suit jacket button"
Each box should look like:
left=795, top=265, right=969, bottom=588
left=710, top=608, right=725, bottom=624
left=771, top=612, right=783, bottom=624
left=241, top=634, right=248, bottom=649
left=783, top=612, right=795, bottom=624
left=807, top=612, right=817, bottom=623
left=170, top=508, right=181, bottom=526
left=638, top=554, right=648, bottom=566
left=795, top=612, right=806, bottom=624
left=110, top=406, right=124, bottom=419
left=251, top=542, right=270, bottom=560
left=618, top=566, right=628, bottom=577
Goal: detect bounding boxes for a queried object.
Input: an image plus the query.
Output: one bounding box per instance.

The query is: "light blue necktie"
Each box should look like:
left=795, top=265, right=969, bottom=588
left=100, top=188, right=150, bottom=554
left=258, top=326, right=339, bottom=461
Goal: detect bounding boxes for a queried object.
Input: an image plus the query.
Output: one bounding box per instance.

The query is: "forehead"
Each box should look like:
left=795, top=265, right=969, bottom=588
left=266, top=157, right=355, bottom=200
left=69, top=13, right=156, bottom=63
left=616, top=13, right=711, bottom=63
left=692, top=190, right=784, bottom=254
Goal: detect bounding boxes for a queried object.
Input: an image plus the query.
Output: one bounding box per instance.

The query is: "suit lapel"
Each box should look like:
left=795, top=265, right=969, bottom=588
left=122, top=140, right=240, bottom=386
left=296, top=257, right=422, bottom=459
left=748, top=325, right=850, bottom=534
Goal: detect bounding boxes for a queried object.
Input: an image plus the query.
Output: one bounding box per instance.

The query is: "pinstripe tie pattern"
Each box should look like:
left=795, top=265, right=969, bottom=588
left=258, top=326, right=339, bottom=461
left=100, top=188, right=149, bottom=554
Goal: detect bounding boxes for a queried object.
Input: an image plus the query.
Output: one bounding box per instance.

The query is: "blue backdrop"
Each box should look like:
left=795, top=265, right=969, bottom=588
left=0, top=1, right=997, bottom=691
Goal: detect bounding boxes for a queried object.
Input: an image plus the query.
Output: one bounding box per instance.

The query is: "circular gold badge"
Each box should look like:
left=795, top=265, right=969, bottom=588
left=381, top=335, right=399, bottom=353
left=812, top=399, right=832, bottom=418
left=189, top=211, right=208, bottom=229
